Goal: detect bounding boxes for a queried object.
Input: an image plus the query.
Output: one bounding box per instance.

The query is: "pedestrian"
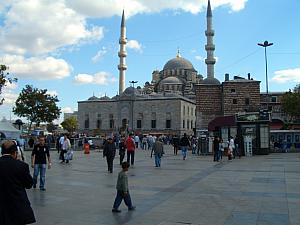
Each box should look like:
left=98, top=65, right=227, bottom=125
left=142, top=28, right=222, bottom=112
left=219, top=138, right=225, bottom=160
left=125, top=133, right=136, bottom=166
left=103, top=137, right=116, bottom=173
left=179, top=133, right=190, bottom=160
left=0, top=140, right=36, bottom=225
left=191, top=136, right=197, bottom=154
left=233, top=136, right=240, bottom=158
left=142, top=135, right=147, bottom=150
left=151, top=138, right=164, bottom=167
left=134, top=134, right=139, bottom=149
left=172, top=135, right=180, bottom=155
left=119, top=137, right=126, bottom=165
left=112, top=162, right=136, bottom=213
left=213, top=136, right=220, bottom=162
left=60, top=134, right=71, bottom=163
left=28, top=136, right=35, bottom=149
left=229, top=136, right=235, bottom=159
left=31, top=136, right=52, bottom=191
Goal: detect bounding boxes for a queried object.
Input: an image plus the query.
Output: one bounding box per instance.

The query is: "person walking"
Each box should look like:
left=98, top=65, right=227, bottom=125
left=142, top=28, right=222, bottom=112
left=31, top=136, right=52, bottom=191
left=112, top=162, right=136, bottom=213
left=125, top=134, right=136, bottom=166
left=151, top=138, right=164, bottom=167
left=179, top=133, right=190, bottom=160
left=213, top=136, right=220, bottom=162
left=119, top=137, right=126, bottom=165
left=103, top=137, right=116, bottom=173
left=134, top=134, right=139, bottom=149
left=172, top=135, right=180, bottom=155
left=219, top=138, right=225, bottom=160
left=60, top=134, right=71, bottom=163
left=0, top=140, right=36, bottom=225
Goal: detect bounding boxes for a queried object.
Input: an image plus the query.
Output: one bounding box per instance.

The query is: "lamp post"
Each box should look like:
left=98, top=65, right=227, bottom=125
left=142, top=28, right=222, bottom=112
left=258, top=40, right=273, bottom=110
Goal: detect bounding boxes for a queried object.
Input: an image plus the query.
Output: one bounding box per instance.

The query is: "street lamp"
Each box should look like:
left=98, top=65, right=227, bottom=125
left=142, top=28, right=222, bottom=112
left=129, top=80, right=138, bottom=88
left=258, top=40, right=273, bottom=110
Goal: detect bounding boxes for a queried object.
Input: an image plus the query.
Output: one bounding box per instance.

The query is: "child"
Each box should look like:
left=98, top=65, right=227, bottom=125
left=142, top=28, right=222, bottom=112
left=112, top=162, right=136, bottom=213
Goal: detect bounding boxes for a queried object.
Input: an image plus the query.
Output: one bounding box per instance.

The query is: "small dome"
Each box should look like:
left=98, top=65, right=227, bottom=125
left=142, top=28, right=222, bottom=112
left=99, top=96, right=110, bottom=100
left=201, top=77, right=221, bottom=85
left=163, top=56, right=195, bottom=71
left=160, top=76, right=183, bottom=85
left=88, top=96, right=99, bottom=101
left=122, top=87, right=139, bottom=96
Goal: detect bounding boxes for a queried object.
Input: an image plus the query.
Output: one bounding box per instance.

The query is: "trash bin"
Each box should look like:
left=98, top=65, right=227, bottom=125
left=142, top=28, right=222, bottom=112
left=84, top=143, right=90, bottom=154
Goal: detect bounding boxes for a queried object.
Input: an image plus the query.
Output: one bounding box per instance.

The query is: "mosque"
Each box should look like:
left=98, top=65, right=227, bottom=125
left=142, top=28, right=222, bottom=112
left=77, top=1, right=282, bottom=146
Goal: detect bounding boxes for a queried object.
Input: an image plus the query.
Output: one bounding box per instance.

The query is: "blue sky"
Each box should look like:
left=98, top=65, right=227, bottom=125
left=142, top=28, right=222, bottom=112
left=0, top=0, right=300, bottom=122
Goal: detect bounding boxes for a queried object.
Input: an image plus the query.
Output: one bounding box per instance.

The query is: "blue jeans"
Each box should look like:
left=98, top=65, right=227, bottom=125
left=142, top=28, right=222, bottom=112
left=181, top=146, right=188, bottom=159
left=113, top=190, right=133, bottom=209
left=33, top=164, right=46, bottom=188
left=154, top=154, right=161, bottom=167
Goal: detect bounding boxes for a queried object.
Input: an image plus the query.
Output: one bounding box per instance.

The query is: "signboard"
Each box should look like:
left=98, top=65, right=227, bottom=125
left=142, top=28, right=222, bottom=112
left=236, top=111, right=270, bottom=123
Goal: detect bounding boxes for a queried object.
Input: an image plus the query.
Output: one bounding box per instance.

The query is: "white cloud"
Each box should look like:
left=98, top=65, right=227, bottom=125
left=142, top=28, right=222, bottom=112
left=195, top=55, right=204, bottom=61
left=271, top=68, right=300, bottom=84
left=2, top=54, right=72, bottom=80
left=66, top=0, right=248, bottom=18
left=92, top=47, right=107, bottom=63
left=62, top=107, right=74, bottom=113
left=1, top=82, right=18, bottom=105
left=0, top=0, right=104, bottom=55
left=74, top=72, right=117, bottom=85
left=127, top=40, right=142, bottom=52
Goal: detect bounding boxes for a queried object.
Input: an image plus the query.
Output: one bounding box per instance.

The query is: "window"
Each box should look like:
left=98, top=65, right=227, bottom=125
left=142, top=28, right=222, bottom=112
left=166, top=120, right=171, bottom=129
left=183, top=120, right=185, bottom=129
left=187, top=107, right=189, bottom=115
left=233, top=99, right=237, bottom=104
left=295, top=135, right=299, bottom=143
left=110, top=119, right=114, bottom=129
left=231, top=89, right=236, bottom=93
left=271, top=96, right=277, bottom=103
left=191, top=120, right=193, bottom=129
left=97, top=113, right=101, bottom=118
left=137, top=120, right=142, bottom=129
left=183, top=106, right=185, bottom=115
left=245, top=98, right=250, bottom=105
left=187, top=120, right=190, bottom=129
left=151, top=120, right=156, bottom=129
left=84, top=114, right=89, bottom=129
left=96, top=119, right=101, bottom=129
left=260, top=126, right=269, bottom=148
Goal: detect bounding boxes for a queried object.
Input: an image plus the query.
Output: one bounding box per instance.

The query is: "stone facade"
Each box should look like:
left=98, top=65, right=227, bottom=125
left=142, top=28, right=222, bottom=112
left=78, top=92, right=196, bottom=136
left=196, top=76, right=261, bottom=130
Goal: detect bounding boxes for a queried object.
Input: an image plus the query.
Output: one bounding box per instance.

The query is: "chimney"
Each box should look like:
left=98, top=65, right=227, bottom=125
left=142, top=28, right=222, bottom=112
left=225, top=73, right=229, bottom=81
left=248, top=73, right=251, bottom=80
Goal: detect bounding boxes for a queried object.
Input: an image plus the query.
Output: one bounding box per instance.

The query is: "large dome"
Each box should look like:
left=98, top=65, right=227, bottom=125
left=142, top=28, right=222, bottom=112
left=163, top=56, right=195, bottom=71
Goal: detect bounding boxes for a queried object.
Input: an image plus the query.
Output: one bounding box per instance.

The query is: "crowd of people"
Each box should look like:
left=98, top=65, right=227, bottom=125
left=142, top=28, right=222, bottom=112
left=0, top=131, right=244, bottom=223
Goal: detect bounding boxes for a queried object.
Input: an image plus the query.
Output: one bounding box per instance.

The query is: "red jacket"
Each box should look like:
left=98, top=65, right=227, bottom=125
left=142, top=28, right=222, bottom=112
left=125, top=137, right=135, bottom=152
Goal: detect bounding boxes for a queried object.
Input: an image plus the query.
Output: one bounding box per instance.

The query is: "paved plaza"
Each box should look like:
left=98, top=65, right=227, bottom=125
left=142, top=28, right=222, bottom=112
left=25, top=146, right=300, bottom=225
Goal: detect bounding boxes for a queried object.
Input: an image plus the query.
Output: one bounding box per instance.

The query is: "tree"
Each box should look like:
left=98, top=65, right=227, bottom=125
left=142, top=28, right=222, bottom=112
left=46, top=122, right=58, bottom=133
left=61, top=116, right=78, bottom=133
left=0, top=65, right=17, bottom=105
left=13, top=85, right=61, bottom=131
left=281, top=87, right=300, bottom=123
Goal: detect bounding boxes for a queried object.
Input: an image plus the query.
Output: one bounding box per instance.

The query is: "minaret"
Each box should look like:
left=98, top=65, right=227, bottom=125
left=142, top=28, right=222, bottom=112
left=205, top=0, right=216, bottom=80
left=118, top=10, right=127, bottom=94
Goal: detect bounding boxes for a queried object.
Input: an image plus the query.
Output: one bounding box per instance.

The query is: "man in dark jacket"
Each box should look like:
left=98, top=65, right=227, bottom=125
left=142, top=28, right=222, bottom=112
left=0, top=140, right=36, bottom=225
left=180, top=133, right=190, bottom=160
left=103, top=137, right=116, bottom=173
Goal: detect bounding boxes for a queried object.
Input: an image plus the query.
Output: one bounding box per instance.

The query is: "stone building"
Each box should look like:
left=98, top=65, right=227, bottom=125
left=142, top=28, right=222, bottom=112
left=78, top=88, right=196, bottom=136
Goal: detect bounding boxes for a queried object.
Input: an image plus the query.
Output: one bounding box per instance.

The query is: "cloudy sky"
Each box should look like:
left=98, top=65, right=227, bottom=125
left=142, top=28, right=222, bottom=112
left=0, top=0, right=299, bottom=121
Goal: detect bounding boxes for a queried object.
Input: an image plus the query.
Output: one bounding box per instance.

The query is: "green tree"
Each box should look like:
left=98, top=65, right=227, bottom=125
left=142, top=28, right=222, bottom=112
left=0, top=65, right=17, bottom=105
left=281, top=87, right=300, bottom=123
left=13, top=85, right=61, bottom=131
left=46, top=122, right=58, bottom=133
left=61, top=116, right=78, bottom=133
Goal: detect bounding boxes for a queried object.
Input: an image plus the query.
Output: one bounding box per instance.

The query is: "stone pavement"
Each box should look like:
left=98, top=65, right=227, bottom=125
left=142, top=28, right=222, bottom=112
left=25, top=146, right=300, bottom=225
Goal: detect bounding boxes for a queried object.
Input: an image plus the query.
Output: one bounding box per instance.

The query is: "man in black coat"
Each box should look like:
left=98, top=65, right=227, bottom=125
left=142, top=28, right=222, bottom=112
left=0, top=140, right=36, bottom=225
left=103, top=137, right=116, bottom=173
